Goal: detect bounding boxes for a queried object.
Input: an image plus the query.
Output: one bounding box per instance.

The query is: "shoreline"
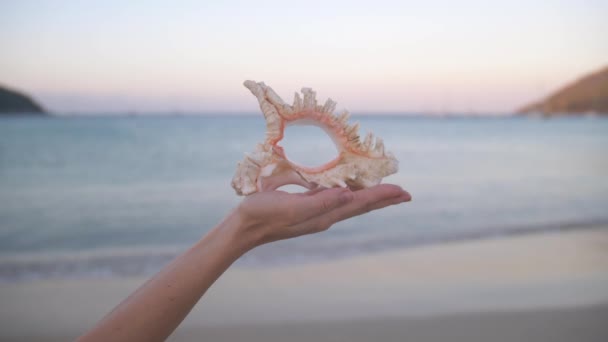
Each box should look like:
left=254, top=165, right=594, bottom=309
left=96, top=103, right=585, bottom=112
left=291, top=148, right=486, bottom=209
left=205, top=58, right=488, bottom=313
left=2, top=223, right=607, bottom=283
left=1, top=227, right=607, bottom=341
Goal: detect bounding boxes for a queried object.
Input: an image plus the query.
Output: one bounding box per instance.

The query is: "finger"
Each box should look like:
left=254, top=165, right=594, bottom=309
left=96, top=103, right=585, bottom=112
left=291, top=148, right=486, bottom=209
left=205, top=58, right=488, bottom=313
left=342, top=185, right=411, bottom=219
left=301, top=185, right=327, bottom=196
left=356, top=191, right=411, bottom=214
left=289, top=185, right=410, bottom=234
left=290, top=192, right=409, bottom=235
left=344, top=184, right=407, bottom=206
left=290, top=187, right=354, bottom=222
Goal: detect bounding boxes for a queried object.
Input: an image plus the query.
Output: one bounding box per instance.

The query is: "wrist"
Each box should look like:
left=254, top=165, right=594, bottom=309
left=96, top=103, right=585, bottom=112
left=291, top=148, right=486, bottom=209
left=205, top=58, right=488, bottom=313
left=212, top=209, right=261, bottom=257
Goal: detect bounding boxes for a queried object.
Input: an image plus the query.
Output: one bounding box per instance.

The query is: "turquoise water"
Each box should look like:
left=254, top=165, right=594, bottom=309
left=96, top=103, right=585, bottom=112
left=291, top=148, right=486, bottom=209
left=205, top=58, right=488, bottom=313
left=1, top=115, right=607, bottom=281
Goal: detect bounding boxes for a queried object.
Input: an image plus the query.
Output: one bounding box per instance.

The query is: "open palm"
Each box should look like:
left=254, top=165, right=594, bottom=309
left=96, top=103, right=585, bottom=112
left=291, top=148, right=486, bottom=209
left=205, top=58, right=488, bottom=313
left=236, top=184, right=411, bottom=245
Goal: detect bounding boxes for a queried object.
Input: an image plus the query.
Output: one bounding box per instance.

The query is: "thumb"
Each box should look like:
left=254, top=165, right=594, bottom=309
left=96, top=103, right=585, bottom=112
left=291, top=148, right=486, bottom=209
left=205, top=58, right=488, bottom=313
left=294, top=188, right=354, bottom=222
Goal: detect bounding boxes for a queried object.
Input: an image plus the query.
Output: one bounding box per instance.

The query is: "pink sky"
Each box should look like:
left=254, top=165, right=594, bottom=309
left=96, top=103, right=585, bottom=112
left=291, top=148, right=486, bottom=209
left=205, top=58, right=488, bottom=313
left=1, top=0, right=607, bottom=114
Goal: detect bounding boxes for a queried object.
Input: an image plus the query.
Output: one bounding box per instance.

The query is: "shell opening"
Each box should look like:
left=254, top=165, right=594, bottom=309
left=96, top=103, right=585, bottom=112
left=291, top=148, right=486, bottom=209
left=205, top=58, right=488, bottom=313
left=280, top=119, right=341, bottom=174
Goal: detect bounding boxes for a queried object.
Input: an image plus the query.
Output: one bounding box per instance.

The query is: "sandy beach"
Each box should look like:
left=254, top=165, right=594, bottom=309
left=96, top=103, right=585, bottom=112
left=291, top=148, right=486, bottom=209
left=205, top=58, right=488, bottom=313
left=1, top=227, right=607, bottom=341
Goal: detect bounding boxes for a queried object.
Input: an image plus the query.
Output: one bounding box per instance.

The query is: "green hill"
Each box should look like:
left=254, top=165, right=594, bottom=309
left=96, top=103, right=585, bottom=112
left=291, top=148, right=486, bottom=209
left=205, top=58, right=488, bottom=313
left=0, top=85, right=46, bottom=115
left=518, top=66, right=608, bottom=116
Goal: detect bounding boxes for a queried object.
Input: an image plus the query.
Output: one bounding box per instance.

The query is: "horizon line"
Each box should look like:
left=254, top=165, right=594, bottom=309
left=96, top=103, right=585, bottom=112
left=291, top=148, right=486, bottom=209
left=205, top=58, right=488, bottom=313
left=41, top=111, right=518, bottom=117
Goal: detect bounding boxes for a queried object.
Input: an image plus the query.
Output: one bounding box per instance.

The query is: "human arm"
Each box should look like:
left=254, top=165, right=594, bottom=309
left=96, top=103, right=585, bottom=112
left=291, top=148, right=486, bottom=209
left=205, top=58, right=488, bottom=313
left=77, top=184, right=411, bottom=342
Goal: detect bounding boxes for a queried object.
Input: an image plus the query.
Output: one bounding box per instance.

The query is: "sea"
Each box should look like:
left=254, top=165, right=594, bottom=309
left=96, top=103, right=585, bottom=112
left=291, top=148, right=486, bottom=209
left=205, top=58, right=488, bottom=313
left=1, top=115, right=607, bottom=282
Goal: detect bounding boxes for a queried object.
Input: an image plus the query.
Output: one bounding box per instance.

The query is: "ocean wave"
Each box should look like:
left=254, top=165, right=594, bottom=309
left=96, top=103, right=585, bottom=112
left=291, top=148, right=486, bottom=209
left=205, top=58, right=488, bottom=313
left=1, top=219, right=607, bottom=283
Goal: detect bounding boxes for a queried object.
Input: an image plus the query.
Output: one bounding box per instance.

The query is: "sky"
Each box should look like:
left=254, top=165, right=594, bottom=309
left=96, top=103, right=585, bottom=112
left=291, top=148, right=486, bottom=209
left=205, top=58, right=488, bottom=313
left=1, top=0, right=607, bottom=114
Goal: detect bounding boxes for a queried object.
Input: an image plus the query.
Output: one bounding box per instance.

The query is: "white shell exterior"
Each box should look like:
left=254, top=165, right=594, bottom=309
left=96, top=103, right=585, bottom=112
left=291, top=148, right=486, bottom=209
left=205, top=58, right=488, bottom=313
left=232, top=81, right=398, bottom=195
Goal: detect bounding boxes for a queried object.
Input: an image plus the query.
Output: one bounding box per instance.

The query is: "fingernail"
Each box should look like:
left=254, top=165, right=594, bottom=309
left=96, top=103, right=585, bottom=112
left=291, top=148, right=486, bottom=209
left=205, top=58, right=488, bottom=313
left=339, top=191, right=354, bottom=205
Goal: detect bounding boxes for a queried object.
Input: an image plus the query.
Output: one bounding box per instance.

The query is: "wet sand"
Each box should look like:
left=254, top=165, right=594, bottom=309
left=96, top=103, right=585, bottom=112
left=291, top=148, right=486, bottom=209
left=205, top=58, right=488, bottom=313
left=1, top=228, right=607, bottom=341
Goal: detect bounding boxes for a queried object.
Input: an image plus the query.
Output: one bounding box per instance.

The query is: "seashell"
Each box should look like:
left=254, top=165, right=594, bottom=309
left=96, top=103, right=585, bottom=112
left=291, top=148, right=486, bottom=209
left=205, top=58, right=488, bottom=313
left=231, top=81, right=398, bottom=195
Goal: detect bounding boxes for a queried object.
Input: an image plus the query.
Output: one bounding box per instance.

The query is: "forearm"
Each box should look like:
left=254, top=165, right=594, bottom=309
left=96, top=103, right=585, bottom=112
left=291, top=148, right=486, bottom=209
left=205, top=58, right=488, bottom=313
left=77, top=185, right=409, bottom=341
left=77, top=211, right=253, bottom=342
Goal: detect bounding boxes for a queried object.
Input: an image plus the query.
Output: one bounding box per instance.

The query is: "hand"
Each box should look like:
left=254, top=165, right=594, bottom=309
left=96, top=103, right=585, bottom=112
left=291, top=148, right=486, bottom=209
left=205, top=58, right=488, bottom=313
left=78, top=181, right=409, bottom=342
left=78, top=184, right=410, bottom=342
left=234, top=184, right=411, bottom=248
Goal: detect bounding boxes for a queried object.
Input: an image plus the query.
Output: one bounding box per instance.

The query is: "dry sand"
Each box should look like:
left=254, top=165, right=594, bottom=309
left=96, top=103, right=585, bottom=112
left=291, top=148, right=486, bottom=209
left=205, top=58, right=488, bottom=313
left=1, top=228, right=607, bottom=341
left=169, top=305, right=608, bottom=342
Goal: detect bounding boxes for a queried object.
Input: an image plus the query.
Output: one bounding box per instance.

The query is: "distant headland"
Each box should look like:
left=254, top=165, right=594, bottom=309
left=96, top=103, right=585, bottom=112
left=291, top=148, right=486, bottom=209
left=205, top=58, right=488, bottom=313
left=518, top=66, right=608, bottom=116
left=0, top=85, right=46, bottom=115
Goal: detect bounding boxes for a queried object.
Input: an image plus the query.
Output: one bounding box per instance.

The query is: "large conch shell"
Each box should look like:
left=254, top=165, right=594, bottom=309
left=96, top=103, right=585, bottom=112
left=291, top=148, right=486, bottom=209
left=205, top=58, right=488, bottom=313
left=232, top=81, right=398, bottom=195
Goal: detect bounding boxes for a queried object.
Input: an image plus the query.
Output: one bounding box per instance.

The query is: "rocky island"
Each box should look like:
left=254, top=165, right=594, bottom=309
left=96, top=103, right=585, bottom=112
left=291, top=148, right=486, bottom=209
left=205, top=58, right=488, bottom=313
left=0, top=85, right=46, bottom=115
left=518, top=66, right=608, bottom=116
